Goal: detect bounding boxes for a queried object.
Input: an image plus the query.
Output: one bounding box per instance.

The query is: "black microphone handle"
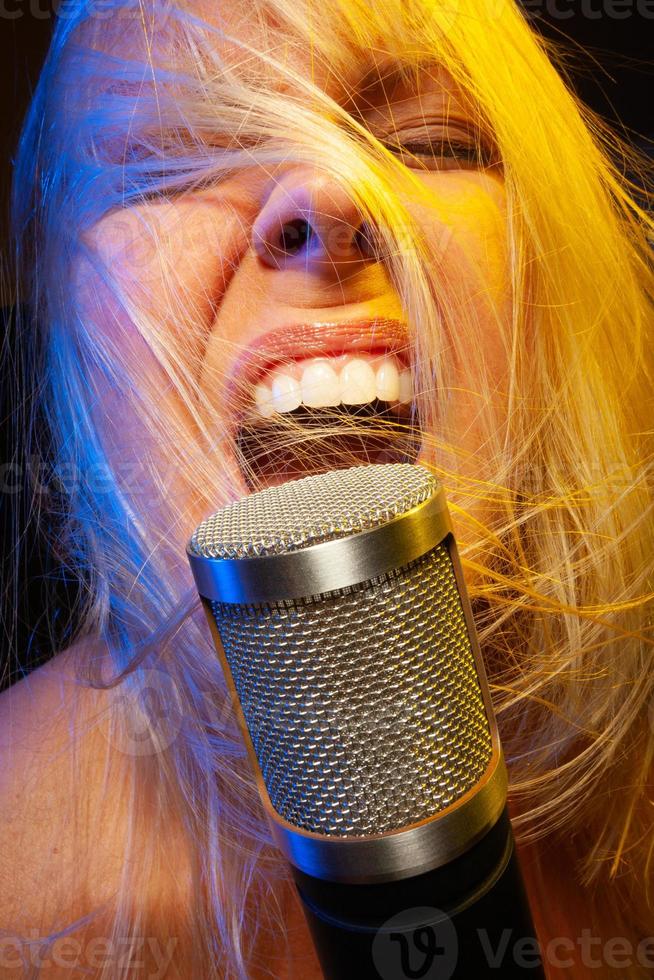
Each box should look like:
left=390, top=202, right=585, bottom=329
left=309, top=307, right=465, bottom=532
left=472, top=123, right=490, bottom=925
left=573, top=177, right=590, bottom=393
left=291, top=805, right=545, bottom=979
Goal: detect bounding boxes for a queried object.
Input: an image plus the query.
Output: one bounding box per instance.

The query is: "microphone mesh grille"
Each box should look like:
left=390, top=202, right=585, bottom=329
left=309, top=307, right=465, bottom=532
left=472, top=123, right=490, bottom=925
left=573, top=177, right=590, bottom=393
left=209, top=542, right=493, bottom=837
left=189, top=463, right=437, bottom=559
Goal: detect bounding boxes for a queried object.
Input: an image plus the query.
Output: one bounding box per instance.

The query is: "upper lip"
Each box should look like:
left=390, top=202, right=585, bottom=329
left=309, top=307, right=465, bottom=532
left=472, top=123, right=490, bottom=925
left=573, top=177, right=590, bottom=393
left=226, top=317, right=412, bottom=421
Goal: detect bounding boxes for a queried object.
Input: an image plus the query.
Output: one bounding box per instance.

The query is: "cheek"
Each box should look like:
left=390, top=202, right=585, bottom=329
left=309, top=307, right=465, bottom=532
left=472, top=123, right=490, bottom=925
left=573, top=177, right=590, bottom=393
left=81, top=195, right=250, bottom=374
left=72, top=194, right=254, bottom=503
left=410, top=173, right=512, bottom=486
left=417, top=172, right=511, bottom=387
left=422, top=171, right=509, bottom=329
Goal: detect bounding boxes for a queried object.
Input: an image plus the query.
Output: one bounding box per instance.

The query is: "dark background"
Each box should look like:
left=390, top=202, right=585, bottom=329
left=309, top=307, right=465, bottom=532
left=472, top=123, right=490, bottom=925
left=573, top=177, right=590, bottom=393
left=0, top=6, right=53, bottom=272
left=0, top=5, right=652, bottom=686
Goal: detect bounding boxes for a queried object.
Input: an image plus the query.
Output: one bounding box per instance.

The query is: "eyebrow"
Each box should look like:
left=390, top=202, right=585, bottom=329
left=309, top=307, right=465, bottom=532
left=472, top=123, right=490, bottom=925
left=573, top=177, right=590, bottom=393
left=350, top=56, right=450, bottom=114
left=355, top=57, right=415, bottom=101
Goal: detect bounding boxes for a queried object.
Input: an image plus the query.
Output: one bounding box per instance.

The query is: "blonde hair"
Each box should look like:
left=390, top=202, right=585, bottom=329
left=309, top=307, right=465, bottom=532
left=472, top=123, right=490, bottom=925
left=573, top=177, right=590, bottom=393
left=10, top=0, right=654, bottom=974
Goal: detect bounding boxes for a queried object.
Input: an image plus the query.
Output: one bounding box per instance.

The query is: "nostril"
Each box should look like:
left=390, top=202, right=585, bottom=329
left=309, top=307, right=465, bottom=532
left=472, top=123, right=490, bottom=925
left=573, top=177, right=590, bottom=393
left=279, top=219, right=316, bottom=255
left=254, top=211, right=380, bottom=268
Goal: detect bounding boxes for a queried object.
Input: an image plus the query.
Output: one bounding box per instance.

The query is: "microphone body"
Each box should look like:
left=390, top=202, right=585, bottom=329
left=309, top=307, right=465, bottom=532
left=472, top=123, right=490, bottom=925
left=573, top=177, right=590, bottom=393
left=293, top=806, right=540, bottom=979
left=187, top=464, right=544, bottom=978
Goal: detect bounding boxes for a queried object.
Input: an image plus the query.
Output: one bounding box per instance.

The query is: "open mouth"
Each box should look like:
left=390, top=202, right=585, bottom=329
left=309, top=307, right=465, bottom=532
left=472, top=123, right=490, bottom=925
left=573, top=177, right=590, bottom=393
left=227, top=319, right=422, bottom=489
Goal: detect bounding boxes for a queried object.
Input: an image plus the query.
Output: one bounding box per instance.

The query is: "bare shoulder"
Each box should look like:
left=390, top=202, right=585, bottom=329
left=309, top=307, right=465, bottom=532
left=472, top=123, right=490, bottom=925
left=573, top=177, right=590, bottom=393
left=0, top=643, right=199, bottom=976
left=0, top=641, right=127, bottom=941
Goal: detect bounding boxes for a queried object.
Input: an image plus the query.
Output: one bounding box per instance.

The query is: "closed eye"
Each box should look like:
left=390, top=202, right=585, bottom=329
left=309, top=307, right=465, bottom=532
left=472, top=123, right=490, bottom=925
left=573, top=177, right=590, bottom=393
left=382, top=134, right=498, bottom=171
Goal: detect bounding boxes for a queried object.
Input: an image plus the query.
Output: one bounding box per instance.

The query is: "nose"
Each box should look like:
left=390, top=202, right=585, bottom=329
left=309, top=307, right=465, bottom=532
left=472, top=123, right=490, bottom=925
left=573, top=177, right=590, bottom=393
left=252, top=168, right=379, bottom=271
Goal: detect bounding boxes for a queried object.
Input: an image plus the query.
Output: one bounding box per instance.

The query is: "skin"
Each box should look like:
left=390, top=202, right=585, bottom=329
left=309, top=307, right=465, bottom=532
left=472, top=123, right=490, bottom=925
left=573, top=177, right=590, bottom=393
left=2, top=7, right=613, bottom=979
left=77, top=7, right=511, bottom=560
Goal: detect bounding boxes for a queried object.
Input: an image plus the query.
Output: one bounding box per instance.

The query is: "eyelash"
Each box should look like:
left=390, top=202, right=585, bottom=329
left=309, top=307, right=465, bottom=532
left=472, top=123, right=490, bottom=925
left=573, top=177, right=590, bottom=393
left=383, top=136, right=494, bottom=170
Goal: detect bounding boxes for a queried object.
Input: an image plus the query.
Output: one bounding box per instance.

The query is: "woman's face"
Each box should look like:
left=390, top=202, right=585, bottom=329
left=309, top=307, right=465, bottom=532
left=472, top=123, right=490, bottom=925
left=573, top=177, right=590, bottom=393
left=81, top=9, right=511, bottom=542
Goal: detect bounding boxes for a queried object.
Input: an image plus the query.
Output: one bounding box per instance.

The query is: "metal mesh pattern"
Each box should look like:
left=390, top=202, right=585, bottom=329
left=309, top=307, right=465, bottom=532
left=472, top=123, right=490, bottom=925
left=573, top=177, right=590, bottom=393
left=209, top=542, right=492, bottom=836
left=189, top=463, right=438, bottom=559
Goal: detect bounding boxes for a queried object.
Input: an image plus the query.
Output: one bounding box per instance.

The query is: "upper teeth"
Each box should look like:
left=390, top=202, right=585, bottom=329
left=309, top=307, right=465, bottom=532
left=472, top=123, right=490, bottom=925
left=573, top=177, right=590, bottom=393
left=253, top=354, right=413, bottom=417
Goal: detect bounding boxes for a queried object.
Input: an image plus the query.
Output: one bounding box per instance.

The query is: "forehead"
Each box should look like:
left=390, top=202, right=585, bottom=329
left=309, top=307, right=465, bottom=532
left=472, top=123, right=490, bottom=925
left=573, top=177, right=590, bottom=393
left=185, top=0, right=464, bottom=107
left=80, top=0, right=475, bottom=133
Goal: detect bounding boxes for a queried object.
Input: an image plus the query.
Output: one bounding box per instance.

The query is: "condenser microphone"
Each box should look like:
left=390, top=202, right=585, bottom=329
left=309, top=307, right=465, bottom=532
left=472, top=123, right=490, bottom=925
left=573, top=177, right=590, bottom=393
left=187, top=463, right=544, bottom=979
